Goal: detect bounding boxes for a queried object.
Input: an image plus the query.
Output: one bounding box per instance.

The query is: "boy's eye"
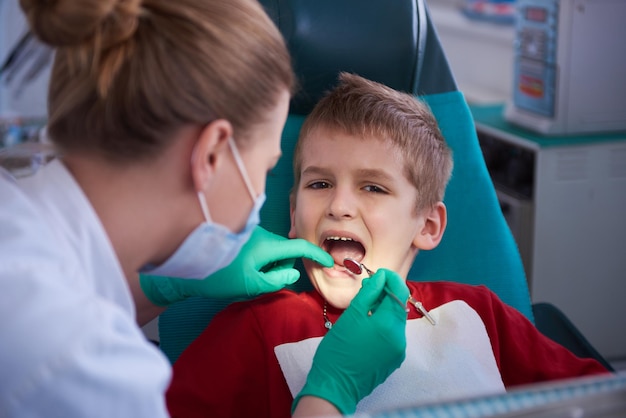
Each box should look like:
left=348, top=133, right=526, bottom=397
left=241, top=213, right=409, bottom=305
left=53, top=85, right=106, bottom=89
left=307, top=181, right=331, bottom=190
left=363, top=184, right=387, bottom=193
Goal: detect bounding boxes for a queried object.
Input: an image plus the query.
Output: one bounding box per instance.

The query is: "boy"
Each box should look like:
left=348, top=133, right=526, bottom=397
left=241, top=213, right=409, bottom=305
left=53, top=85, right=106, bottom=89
left=165, top=73, right=607, bottom=417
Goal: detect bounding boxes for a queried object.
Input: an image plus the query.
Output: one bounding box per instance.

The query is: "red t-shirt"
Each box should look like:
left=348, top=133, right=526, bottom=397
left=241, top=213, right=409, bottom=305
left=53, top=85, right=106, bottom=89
left=166, top=281, right=607, bottom=418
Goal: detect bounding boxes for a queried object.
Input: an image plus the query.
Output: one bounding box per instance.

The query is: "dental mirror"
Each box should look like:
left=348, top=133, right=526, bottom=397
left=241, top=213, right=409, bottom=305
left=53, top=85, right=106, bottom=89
left=343, top=257, right=409, bottom=312
left=343, top=258, right=372, bottom=276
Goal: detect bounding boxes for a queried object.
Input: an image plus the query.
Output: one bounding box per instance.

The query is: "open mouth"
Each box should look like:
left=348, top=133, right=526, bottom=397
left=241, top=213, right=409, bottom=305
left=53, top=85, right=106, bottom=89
left=322, top=235, right=366, bottom=267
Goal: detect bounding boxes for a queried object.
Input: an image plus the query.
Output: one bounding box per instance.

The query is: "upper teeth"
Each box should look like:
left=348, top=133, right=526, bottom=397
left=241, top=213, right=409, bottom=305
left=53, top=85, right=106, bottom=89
left=326, top=236, right=354, bottom=241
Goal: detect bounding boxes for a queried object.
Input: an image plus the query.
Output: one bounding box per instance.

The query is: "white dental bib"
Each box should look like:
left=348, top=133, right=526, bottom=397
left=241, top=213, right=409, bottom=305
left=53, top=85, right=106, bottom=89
left=274, top=300, right=505, bottom=414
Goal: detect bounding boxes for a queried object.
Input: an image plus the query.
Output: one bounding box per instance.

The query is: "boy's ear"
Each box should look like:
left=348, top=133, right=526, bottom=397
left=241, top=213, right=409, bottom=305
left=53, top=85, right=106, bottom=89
left=190, top=119, right=232, bottom=192
left=412, top=202, right=447, bottom=250
left=288, top=200, right=297, bottom=239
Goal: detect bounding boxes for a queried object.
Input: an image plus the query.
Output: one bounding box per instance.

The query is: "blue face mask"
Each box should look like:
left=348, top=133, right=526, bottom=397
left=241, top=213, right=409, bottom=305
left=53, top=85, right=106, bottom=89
left=141, top=138, right=265, bottom=279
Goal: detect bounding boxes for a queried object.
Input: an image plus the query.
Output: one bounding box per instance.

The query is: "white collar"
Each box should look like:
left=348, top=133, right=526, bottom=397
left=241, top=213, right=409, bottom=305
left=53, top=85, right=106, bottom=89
left=17, top=159, right=133, bottom=315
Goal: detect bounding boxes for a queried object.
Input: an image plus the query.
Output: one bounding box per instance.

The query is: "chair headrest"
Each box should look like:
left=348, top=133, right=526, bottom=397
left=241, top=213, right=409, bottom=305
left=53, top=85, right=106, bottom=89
left=261, top=0, right=423, bottom=114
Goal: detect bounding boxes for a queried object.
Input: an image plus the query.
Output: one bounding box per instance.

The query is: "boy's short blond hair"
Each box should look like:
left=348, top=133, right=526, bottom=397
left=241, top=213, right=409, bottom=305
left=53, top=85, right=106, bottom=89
left=293, top=72, right=453, bottom=212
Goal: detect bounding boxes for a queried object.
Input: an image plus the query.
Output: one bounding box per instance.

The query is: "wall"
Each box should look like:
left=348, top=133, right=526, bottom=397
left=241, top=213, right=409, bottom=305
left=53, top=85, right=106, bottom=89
left=0, top=0, right=50, bottom=119
left=3, top=0, right=517, bottom=117
left=428, top=0, right=515, bottom=104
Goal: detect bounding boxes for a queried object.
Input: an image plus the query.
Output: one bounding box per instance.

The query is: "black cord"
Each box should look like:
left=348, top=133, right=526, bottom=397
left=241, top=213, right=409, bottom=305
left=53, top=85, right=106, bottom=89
left=0, top=31, right=33, bottom=76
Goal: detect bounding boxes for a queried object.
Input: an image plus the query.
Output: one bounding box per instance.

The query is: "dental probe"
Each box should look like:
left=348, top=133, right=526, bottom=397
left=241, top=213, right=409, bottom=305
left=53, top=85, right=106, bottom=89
left=408, top=296, right=436, bottom=325
left=343, top=258, right=410, bottom=312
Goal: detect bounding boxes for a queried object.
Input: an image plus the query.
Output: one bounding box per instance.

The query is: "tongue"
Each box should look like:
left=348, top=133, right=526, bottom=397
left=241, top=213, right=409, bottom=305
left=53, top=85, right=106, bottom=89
left=327, top=240, right=365, bottom=266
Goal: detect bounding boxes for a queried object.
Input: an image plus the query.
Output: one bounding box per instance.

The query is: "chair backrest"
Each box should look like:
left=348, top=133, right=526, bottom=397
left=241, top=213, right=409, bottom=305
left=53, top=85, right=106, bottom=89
left=158, top=0, right=533, bottom=365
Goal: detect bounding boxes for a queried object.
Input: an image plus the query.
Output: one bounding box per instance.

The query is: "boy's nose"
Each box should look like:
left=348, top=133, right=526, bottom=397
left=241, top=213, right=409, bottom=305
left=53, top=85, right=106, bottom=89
left=326, top=187, right=357, bottom=219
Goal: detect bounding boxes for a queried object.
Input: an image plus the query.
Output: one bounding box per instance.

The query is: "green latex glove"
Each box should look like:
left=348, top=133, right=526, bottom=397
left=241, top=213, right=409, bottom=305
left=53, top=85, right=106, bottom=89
left=140, top=226, right=333, bottom=305
left=293, top=268, right=410, bottom=415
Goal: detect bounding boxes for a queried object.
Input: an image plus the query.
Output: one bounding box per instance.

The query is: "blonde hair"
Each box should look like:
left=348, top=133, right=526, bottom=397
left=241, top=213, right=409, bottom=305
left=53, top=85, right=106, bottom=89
left=20, top=0, right=294, bottom=162
left=293, top=72, right=453, bottom=212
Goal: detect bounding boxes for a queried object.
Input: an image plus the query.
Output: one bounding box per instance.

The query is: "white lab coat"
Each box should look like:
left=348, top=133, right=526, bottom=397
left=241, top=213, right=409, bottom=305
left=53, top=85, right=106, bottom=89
left=0, top=159, right=171, bottom=417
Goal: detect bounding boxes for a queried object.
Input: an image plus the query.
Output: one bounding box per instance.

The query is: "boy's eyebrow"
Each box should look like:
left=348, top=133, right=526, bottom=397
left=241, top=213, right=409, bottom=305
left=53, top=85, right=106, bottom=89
left=353, top=168, right=395, bottom=182
left=301, top=166, right=395, bottom=182
left=301, top=165, right=330, bottom=177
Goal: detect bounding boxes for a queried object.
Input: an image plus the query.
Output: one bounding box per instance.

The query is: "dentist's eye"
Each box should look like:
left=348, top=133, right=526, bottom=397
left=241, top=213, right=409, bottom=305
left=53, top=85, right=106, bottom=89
left=307, top=181, right=331, bottom=190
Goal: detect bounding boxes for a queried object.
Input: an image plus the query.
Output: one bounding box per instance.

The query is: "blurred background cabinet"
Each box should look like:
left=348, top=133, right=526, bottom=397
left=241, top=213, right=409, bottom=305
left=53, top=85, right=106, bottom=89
left=472, top=104, right=626, bottom=363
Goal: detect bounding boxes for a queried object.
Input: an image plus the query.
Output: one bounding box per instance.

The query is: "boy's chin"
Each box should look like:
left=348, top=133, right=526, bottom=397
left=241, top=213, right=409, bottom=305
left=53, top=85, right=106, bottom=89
left=323, top=293, right=355, bottom=310
left=306, top=267, right=362, bottom=309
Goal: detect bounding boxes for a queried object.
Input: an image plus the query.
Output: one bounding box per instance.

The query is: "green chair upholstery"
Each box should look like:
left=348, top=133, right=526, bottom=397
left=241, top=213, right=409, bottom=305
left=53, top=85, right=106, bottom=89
left=532, top=303, right=614, bottom=371
left=158, top=0, right=533, bottom=365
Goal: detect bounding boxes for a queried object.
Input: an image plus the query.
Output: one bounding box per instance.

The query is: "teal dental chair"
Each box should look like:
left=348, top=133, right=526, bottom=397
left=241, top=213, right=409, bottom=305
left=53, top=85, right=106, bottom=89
left=158, top=0, right=612, bottom=372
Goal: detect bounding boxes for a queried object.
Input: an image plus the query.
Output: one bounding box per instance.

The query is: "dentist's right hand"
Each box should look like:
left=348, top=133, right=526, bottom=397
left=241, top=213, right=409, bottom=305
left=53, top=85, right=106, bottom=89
left=292, top=268, right=410, bottom=416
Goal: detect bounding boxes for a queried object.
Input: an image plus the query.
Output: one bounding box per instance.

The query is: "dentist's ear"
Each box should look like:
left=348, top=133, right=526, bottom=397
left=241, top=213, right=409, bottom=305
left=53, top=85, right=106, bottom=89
left=413, top=202, right=447, bottom=250
left=190, top=119, right=233, bottom=192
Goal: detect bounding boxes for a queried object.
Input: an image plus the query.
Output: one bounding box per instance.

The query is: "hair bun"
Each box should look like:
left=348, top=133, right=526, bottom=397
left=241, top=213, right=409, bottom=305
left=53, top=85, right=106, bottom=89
left=20, top=0, right=141, bottom=48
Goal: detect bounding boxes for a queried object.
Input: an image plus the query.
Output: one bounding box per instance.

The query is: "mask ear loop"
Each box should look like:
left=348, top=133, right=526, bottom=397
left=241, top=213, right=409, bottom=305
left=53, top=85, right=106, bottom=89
left=190, top=141, right=213, bottom=224
left=197, top=191, right=212, bottom=223
left=194, top=138, right=257, bottom=225
left=228, top=137, right=258, bottom=202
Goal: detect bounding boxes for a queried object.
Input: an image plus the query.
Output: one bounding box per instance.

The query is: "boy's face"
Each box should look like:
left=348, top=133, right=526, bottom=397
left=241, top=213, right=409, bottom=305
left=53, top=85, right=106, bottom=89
left=289, top=127, right=438, bottom=309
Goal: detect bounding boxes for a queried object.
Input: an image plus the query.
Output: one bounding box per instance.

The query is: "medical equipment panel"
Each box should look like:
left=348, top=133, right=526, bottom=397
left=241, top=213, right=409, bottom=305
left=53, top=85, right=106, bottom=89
left=504, top=0, right=626, bottom=135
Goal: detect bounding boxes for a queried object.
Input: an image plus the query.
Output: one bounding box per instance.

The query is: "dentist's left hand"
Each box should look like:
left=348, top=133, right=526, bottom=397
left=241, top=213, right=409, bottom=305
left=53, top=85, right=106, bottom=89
left=139, top=226, right=333, bottom=305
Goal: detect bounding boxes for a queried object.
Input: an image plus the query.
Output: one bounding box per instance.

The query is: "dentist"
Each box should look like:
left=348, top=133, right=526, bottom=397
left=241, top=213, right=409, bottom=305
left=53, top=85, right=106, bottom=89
left=0, top=0, right=408, bottom=416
